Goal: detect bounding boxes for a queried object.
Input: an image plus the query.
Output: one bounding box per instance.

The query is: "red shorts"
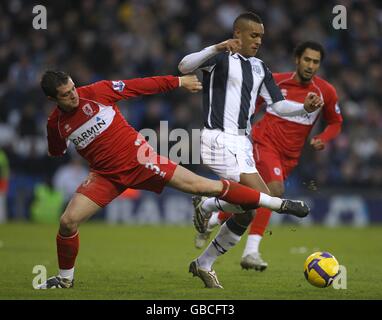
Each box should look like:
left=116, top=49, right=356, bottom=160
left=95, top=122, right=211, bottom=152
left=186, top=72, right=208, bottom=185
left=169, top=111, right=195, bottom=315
left=253, top=143, right=298, bottom=184
left=76, top=154, right=177, bottom=207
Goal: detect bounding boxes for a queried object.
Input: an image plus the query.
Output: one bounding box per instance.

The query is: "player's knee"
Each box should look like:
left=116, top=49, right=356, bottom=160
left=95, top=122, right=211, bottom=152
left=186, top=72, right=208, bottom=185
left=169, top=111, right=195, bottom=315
left=60, top=214, right=79, bottom=234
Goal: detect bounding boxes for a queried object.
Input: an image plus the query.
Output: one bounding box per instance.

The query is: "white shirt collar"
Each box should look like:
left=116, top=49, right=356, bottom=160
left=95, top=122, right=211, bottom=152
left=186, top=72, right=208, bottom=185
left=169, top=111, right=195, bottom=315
left=231, top=52, right=250, bottom=61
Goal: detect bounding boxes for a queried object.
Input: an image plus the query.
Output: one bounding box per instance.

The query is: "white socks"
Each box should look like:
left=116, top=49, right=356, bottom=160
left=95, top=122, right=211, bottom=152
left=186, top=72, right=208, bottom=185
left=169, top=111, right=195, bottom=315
left=242, top=234, right=262, bottom=257
left=197, top=223, right=241, bottom=271
left=59, top=267, right=74, bottom=281
left=258, top=193, right=283, bottom=211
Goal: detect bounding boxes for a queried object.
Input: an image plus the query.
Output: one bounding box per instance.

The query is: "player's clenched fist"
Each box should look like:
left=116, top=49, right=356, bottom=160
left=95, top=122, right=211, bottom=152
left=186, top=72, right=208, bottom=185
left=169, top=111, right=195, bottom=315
left=310, top=137, right=325, bottom=151
left=179, top=75, right=203, bottom=93
left=215, top=39, right=242, bottom=53
left=303, top=93, right=324, bottom=113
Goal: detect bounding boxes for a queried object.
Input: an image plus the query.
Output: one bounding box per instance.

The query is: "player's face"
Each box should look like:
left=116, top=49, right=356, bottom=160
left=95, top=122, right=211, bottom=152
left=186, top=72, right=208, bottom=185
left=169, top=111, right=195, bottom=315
left=235, top=21, right=264, bottom=57
left=296, top=49, right=321, bottom=82
left=54, top=78, right=79, bottom=111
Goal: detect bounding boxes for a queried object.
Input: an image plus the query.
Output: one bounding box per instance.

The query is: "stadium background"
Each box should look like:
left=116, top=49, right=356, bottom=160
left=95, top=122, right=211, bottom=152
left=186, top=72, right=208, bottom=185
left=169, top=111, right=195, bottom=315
left=0, top=0, right=381, bottom=226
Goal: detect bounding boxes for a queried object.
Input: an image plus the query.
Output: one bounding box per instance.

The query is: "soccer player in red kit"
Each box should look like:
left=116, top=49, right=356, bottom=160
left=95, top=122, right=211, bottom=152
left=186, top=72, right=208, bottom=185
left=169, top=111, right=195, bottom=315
left=37, top=71, right=310, bottom=289
left=196, top=41, right=343, bottom=271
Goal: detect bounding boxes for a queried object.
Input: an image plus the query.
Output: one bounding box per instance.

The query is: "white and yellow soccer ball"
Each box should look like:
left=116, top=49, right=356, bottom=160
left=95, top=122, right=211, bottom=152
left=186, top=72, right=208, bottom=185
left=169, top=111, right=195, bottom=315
left=304, top=252, right=340, bottom=288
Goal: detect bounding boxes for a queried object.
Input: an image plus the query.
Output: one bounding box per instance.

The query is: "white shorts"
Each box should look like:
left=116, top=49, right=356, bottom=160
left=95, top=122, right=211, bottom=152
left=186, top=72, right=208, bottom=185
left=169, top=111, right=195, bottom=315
left=200, top=128, right=258, bottom=182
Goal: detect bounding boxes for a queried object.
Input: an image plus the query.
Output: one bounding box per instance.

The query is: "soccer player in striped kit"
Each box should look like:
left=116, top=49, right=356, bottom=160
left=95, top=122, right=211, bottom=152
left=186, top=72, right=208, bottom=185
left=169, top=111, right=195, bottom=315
left=179, top=13, right=324, bottom=288
left=195, top=41, right=343, bottom=272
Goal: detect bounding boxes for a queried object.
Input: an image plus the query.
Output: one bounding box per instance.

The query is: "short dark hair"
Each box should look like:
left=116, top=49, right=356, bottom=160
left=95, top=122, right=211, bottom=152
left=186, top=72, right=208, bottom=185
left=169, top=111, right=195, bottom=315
left=294, top=41, right=325, bottom=62
left=40, top=70, right=70, bottom=98
left=233, top=12, right=263, bottom=30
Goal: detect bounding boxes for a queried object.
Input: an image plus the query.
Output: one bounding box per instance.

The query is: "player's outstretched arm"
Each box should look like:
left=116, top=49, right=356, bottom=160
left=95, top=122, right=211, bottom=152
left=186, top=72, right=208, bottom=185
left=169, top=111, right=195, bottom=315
left=81, top=75, right=194, bottom=104
left=260, top=65, right=323, bottom=117
left=271, top=94, right=324, bottom=117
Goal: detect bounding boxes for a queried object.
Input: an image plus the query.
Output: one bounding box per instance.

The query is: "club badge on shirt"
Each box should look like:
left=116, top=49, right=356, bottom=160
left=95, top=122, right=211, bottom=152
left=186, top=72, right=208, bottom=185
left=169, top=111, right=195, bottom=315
left=252, top=65, right=261, bottom=75
left=274, top=167, right=281, bottom=176
left=82, top=103, right=94, bottom=117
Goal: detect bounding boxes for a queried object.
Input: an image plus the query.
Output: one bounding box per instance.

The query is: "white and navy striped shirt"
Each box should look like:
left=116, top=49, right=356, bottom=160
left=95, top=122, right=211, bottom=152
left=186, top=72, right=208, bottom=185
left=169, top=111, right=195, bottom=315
left=179, top=46, right=308, bottom=135
left=200, top=52, right=284, bottom=135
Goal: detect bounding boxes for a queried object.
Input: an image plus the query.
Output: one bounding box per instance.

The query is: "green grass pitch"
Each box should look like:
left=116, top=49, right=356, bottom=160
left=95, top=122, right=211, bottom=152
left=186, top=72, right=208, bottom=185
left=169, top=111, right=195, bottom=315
left=0, top=223, right=381, bottom=300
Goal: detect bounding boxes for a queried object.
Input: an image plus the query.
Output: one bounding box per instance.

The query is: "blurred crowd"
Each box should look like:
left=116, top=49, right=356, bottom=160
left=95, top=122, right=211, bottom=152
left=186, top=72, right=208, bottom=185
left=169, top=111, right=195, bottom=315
left=0, top=0, right=381, bottom=218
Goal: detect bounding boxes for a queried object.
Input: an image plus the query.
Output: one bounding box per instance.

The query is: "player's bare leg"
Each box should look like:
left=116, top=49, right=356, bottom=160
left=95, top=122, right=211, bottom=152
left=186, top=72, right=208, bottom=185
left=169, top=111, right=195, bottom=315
left=36, top=193, right=101, bottom=289
left=59, top=192, right=102, bottom=235
left=167, top=165, right=223, bottom=197
left=242, top=180, right=285, bottom=271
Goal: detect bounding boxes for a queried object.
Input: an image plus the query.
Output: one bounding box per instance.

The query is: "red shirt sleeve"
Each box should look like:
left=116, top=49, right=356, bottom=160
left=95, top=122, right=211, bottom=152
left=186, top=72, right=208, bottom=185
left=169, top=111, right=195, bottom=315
left=46, top=110, right=68, bottom=157
left=314, top=83, right=343, bottom=142
left=77, top=76, right=180, bottom=105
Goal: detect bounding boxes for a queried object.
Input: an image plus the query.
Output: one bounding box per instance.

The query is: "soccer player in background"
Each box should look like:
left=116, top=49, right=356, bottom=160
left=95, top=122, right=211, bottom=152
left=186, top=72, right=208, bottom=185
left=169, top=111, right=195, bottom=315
left=179, top=13, right=323, bottom=288
left=195, top=41, right=343, bottom=272
left=37, top=71, right=310, bottom=289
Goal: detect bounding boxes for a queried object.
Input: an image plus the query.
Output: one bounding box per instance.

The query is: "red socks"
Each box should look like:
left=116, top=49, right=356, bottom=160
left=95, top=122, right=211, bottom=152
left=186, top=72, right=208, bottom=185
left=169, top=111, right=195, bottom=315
left=56, top=231, right=79, bottom=270
left=249, top=207, right=272, bottom=236
left=218, top=179, right=260, bottom=210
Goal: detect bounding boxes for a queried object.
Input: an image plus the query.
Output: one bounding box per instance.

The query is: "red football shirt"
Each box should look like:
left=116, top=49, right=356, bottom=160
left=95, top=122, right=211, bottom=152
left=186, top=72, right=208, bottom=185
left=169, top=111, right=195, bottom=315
left=47, top=76, right=179, bottom=175
left=252, top=72, right=343, bottom=158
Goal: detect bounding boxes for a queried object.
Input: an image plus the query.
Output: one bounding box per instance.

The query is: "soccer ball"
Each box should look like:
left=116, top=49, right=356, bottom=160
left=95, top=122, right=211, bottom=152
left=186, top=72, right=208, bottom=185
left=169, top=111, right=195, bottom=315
left=304, top=252, right=340, bottom=288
